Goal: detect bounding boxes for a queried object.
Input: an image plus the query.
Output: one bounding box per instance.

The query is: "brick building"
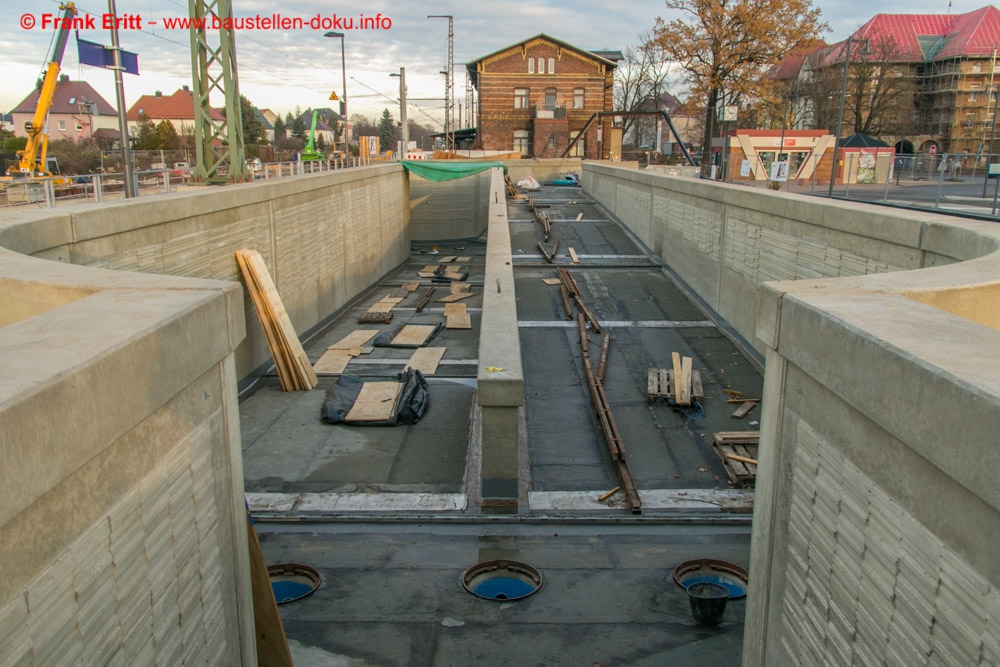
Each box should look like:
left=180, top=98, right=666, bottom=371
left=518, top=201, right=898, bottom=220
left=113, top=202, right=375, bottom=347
left=467, top=34, right=621, bottom=159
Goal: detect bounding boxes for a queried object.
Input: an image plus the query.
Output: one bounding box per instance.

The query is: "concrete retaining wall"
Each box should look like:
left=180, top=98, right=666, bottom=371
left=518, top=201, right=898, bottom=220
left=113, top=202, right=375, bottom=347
left=3, top=164, right=411, bottom=380
left=582, top=164, right=1000, bottom=665
left=0, top=164, right=411, bottom=664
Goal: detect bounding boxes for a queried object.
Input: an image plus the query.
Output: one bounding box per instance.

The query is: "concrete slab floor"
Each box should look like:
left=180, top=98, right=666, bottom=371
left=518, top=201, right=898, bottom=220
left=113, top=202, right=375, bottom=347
left=239, top=184, right=763, bottom=664
left=259, top=522, right=750, bottom=667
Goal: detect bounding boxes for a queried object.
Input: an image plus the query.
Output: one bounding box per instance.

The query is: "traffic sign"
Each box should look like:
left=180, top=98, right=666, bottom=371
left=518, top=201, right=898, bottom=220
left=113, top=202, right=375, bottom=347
left=329, top=91, right=339, bottom=101
left=929, top=145, right=937, bottom=156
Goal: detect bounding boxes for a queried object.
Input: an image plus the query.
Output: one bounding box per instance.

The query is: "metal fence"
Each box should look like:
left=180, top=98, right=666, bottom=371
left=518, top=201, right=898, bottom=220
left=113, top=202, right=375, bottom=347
left=717, top=152, right=1000, bottom=219
left=1, top=157, right=374, bottom=210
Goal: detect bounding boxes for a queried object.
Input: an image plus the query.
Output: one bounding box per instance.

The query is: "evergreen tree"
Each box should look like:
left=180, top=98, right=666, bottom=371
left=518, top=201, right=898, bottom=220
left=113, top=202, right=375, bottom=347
left=240, top=94, right=265, bottom=144
left=273, top=115, right=286, bottom=143
left=156, top=119, right=180, bottom=150
left=132, top=113, right=159, bottom=150
left=377, top=108, right=396, bottom=154
left=291, top=111, right=306, bottom=140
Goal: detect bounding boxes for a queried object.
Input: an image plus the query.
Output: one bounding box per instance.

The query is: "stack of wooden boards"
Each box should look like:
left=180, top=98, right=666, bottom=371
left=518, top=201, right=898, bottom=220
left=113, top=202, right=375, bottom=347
left=710, top=431, right=760, bottom=486
left=235, top=249, right=317, bottom=392
left=646, top=353, right=704, bottom=406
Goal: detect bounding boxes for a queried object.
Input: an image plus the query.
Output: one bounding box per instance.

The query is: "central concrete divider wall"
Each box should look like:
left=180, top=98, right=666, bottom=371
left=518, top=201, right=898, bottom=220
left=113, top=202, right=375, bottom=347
left=409, top=159, right=637, bottom=242
left=476, top=168, right=524, bottom=510
left=581, top=163, right=1000, bottom=665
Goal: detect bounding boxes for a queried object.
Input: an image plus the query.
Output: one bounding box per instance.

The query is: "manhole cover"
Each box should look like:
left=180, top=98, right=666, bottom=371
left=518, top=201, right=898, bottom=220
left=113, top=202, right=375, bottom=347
left=672, top=558, right=748, bottom=599
left=462, top=559, right=542, bottom=601
left=268, top=562, right=321, bottom=604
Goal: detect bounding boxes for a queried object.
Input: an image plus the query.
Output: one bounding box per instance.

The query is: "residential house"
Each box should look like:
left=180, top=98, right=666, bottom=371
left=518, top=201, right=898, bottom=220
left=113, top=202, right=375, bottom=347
left=1, top=112, right=13, bottom=134
left=10, top=76, right=119, bottom=141
left=254, top=109, right=274, bottom=143
left=792, top=6, right=1000, bottom=155
left=295, top=109, right=337, bottom=148
left=770, top=39, right=829, bottom=130
left=126, top=87, right=224, bottom=137
left=467, top=34, right=621, bottom=159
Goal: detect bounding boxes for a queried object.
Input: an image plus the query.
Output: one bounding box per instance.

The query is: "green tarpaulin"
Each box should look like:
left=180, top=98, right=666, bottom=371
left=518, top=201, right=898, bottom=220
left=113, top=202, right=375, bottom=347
left=400, top=161, right=506, bottom=183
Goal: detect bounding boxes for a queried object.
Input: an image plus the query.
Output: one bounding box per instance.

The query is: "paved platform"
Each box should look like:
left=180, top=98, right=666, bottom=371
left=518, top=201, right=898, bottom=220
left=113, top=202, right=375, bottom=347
left=238, top=183, right=763, bottom=663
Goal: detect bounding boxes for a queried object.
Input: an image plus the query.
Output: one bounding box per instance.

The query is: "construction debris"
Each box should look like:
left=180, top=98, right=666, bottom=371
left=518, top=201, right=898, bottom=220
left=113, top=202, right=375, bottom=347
left=235, top=249, right=318, bottom=392
left=556, top=267, right=600, bottom=332
left=358, top=312, right=392, bottom=324
left=646, top=363, right=705, bottom=405
left=415, top=287, right=436, bottom=312
left=731, top=401, right=757, bottom=419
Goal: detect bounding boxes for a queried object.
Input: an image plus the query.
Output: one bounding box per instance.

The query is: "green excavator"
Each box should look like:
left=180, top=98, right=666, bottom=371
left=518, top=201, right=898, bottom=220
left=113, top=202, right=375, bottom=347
left=301, top=111, right=321, bottom=162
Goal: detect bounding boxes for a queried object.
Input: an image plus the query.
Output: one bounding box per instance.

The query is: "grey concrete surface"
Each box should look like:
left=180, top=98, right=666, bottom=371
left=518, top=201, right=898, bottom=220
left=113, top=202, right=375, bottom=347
left=259, top=522, right=750, bottom=667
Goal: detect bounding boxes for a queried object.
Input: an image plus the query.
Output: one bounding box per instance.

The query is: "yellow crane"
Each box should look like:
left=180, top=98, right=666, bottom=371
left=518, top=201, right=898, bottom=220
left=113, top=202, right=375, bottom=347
left=7, top=2, right=78, bottom=181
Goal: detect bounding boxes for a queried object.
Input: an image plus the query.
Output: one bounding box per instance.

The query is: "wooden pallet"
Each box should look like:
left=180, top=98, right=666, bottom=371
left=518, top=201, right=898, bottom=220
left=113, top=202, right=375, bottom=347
left=711, top=431, right=760, bottom=486
left=646, top=366, right=704, bottom=403
left=358, top=312, right=392, bottom=324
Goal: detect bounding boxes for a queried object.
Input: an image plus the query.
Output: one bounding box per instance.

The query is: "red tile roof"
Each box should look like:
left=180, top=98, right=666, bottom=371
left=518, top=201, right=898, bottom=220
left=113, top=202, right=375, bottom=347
left=772, top=39, right=829, bottom=80
left=823, top=6, right=1000, bottom=65
left=127, top=88, right=224, bottom=122
left=11, top=79, right=117, bottom=115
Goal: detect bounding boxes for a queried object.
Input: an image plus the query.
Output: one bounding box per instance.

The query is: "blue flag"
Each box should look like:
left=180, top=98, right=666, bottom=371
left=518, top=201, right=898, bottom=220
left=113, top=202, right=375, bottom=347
left=77, top=37, right=139, bottom=75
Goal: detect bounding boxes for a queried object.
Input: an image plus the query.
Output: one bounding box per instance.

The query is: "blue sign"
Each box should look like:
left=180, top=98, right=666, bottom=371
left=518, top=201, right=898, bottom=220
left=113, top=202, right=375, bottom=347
left=77, top=37, right=139, bottom=75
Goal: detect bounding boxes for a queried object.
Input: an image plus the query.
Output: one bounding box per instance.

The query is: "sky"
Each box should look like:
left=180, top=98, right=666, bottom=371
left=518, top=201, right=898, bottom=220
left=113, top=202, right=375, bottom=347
left=0, top=0, right=988, bottom=129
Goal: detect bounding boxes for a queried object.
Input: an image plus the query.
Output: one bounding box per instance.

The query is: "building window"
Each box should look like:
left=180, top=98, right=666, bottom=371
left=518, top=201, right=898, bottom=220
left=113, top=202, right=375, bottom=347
left=973, top=63, right=983, bottom=73
left=514, top=88, right=529, bottom=109
left=573, top=88, right=585, bottom=109
left=58, top=120, right=66, bottom=131
left=75, top=123, right=84, bottom=131
left=547, top=137, right=555, bottom=148
left=538, top=58, right=545, bottom=74
left=528, top=58, right=534, bottom=74
left=970, top=92, right=979, bottom=103
left=570, top=131, right=584, bottom=157
left=514, top=130, right=530, bottom=156
left=548, top=58, right=555, bottom=74
left=545, top=88, right=556, bottom=110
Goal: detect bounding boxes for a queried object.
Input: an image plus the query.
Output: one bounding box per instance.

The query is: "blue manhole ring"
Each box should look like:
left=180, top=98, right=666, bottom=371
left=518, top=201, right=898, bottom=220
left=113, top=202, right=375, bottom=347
left=268, top=562, right=322, bottom=604
left=462, top=559, right=542, bottom=601
left=672, top=558, right=748, bottom=600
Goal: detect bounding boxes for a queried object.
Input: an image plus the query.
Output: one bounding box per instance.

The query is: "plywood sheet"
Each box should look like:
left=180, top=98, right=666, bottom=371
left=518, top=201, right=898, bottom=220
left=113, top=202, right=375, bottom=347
left=313, top=349, right=354, bottom=374
left=450, top=282, right=471, bottom=293
left=542, top=278, right=562, bottom=286
left=443, top=303, right=467, bottom=316
left=455, top=256, right=472, bottom=263
left=437, top=292, right=475, bottom=303
left=447, top=313, right=472, bottom=329
left=437, top=256, right=457, bottom=263
left=391, top=324, right=437, bottom=346
left=403, top=281, right=421, bottom=291
left=328, top=330, right=378, bottom=350
left=345, top=382, right=403, bottom=422
left=405, top=347, right=447, bottom=375
left=367, top=296, right=404, bottom=313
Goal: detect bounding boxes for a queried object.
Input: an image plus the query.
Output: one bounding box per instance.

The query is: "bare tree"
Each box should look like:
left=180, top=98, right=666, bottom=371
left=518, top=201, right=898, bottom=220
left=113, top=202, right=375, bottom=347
left=615, top=32, right=673, bottom=146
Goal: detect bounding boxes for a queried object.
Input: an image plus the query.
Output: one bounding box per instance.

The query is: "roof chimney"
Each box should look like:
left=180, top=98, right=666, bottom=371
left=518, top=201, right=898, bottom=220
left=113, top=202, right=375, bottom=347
left=183, top=85, right=190, bottom=92
left=59, top=74, right=69, bottom=82
left=155, top=90, right=162, bottom=97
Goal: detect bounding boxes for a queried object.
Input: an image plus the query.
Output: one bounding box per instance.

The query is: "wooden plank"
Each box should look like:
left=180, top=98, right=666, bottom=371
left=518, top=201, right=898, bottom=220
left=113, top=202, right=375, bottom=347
left=691, top=370, right=704, bottom=398
left=246, top=513, right=294, bottom=667
left=679, top=356, right=693, bottom=406
left=437, top=255, right=457, bottom=263
left=647, top=368, right=658, bottom=402
left=455, top=256, right=472, bottom=263
left=417, top=271, right=437, bottom=278
left=541, top=278, right=562, bottom=286
left=313, top=349, right=354, bottom=374
left=446, top=313, right=472, bottom=329
left=575, top=212, right=583, bottom=223
left=713, top=431, right=761, bottom=445
left=403, top=281, right=421, bottom=291
left=671, top=353, right=688, bottom=405
left=443, top=303, right=467, bottom=316
left=450, top=282, right=471, bottom=293
left=405, top=347, right=447, bottom=375
left=422, top=265, right=439, bottom=273
left=391, top=324, right=437, bottom=346
left=437, top=292, right=475, bottom=303
left=731, top=401, right=757, bottom=419
left=597, top=486, right=620, bottom=502
left=726, top=453, right=759, bottom=466
left=328, top=330, right=378, bottom=350
left=345, top=382, right=403, bottom=422
left=568, top=247, right=580, bottom=263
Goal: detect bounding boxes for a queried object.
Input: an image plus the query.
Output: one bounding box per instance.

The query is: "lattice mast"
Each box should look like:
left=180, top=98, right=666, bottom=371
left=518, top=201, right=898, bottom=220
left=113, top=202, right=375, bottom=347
left=189, top=0, right=248, bottom=183
left=429, top=15, right=454, bottom=151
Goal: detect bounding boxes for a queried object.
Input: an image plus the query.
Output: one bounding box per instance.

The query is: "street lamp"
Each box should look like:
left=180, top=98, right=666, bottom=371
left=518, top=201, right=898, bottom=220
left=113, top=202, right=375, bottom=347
left=324, top=31, right=348, bottom=157
left=828, top=35, right=870, bottom=197
left=390, top=68, right=408, bottom=158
